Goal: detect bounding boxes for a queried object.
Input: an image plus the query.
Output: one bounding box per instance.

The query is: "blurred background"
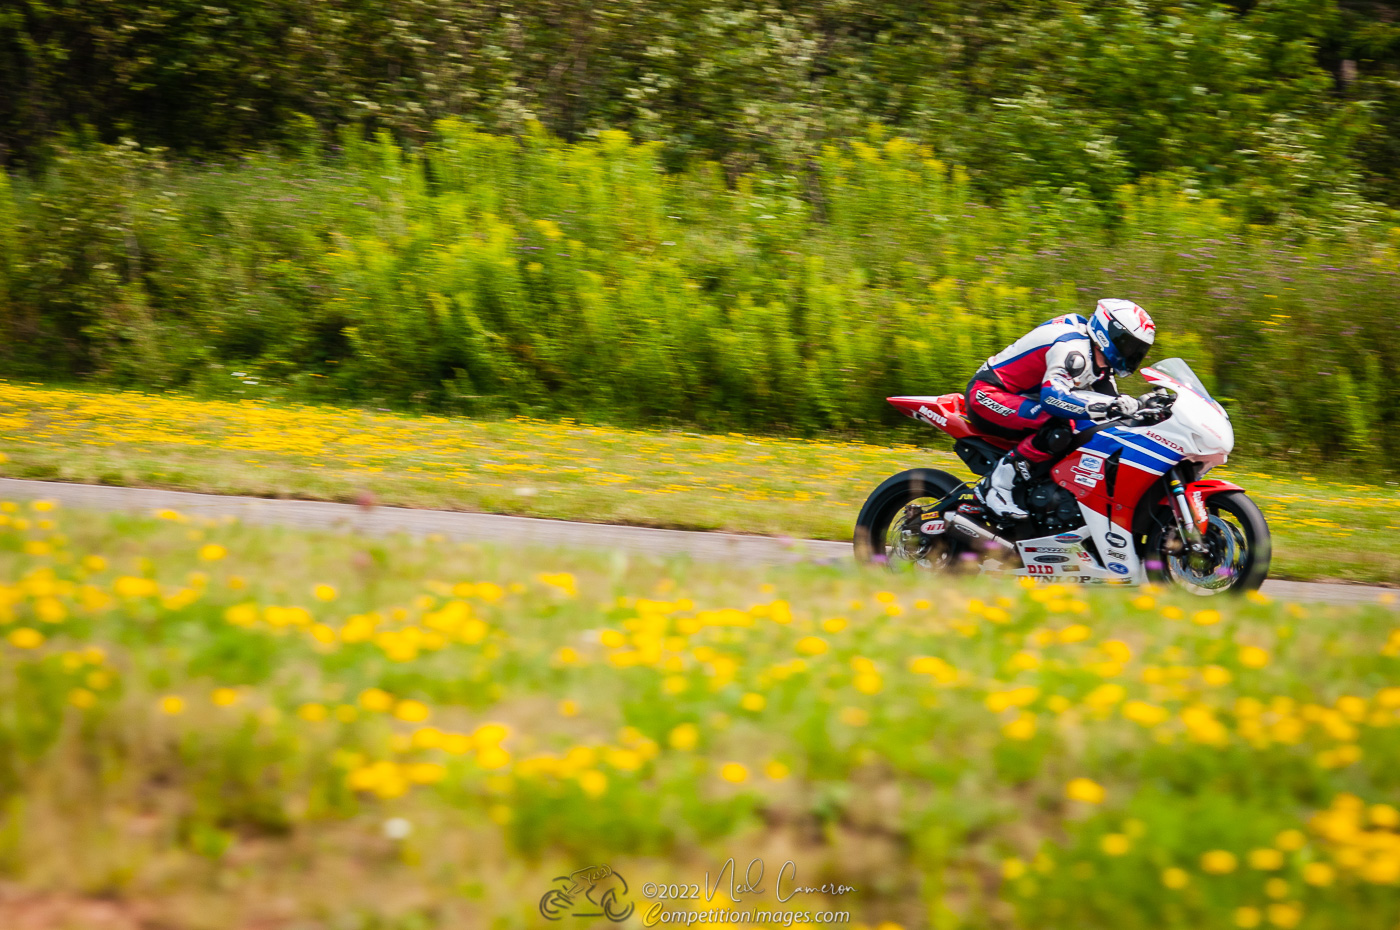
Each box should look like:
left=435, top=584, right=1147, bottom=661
left=0, top=0, right=1397, bottom=472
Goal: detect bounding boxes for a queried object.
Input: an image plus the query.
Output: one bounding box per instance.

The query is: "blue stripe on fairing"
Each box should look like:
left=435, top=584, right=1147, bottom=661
left=1119, top=449, right=1169, bottom=475
left=1106, top=428, right=1180, bottom=465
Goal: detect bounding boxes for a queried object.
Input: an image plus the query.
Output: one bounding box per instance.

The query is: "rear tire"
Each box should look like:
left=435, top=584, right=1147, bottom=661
left=853, top=468, right=968, bottom=570
left=1145, top=490, right=1271, bottom=594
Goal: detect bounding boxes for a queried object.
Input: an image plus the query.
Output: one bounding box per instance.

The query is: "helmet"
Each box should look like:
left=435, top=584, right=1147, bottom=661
left=1089, top=299, right=1155, bottom=376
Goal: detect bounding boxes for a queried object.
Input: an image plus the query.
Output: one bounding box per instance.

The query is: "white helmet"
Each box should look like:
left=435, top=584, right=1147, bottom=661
left=1089, top=299, right=1156, bottom=377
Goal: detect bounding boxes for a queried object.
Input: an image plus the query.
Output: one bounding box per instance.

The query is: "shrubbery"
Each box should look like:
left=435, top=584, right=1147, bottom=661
left=0, top=127, right=1396, bottom=467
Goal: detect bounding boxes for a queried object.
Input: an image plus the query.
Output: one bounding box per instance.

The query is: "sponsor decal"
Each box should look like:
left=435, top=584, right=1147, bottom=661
left=1070, top=452, right=1105, bottom=489
left=957, top=503, right=983, bottom=515
left=920, top=519, right=946, bottom=535
left=1105, top=531, right=1129, bottom=549
left=917, top=405, right=948, bottom=428
left=1055, top=532, right=1084, bottom=542
left=951, top=522, right=981, bottom=539
left=1026, top=564, right=1057, bottom=575
left=1107, top=550, right=1127, bottom=560
left=1045, top=395, right=1084, bottom=414
left=1144, top=430, right=1185, bottom=454
left=974, top=391, right=1016, bottom=418
left=1108, top=563, right=1130, bottom=575
left=1022, top=546, right=1071, bottom=553
left=1035, top=555, right=1069, bottom=564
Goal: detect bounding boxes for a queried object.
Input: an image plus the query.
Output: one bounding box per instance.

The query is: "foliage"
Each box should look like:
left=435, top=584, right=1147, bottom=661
left=0, top=0, right=1391, bottom=208
left=0, top=130, right=1397, bottom=467
left=1, top=502, right=1398, bottom=926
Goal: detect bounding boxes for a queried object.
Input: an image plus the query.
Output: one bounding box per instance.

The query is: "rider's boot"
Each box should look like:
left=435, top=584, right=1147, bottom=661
left=973, top=449, right=1032, bottom=520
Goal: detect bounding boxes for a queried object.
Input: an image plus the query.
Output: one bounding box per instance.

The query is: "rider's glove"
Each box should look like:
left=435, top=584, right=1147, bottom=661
left=1085, top=401, right=1113, bottom=422
left=1114, top=394, right=1141, bottom=416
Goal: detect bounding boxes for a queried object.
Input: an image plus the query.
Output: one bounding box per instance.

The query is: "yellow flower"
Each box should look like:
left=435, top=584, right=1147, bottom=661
left=81, top=555, right=107, bottom=572
left=314, top=584, right=337, bottom=602
left=577, top=769, right=608, bottom=797
left=159, top=695, right=186, bottom=715
left=740, top=692, right=766, bottom=712
left=558, top=699, right=580, bottom=717
left=1265, top=903, right=1302, bottom=929
left=1192, top=609, right=1222, bottom=626
left=1234, top=906, right=1262, bottom=929
left=764, top=760, right=790, bottom=781
left=1301, top=862, right=1334, bottom=887
left=1100, top=834, right=1131, bottom=856
left=1201, top=850, right=1238, bottom=874
left=1161, top=867, right=1189, bottom=889
left=719, top=762, right=748, bottom=784
left=795, top=636, right=828, bottom=656
left=1264, top=878, right=1290, bottom=899
left=1065, top=778, right=1105, bottom=804
left=114, top=576, right=159, bottom=598
left=1002, top=714, right=1036, bottom=741
left=358, top=688, right=394, bottom=712
left=473, top=723, right=509, bottom=745
left=298, top=702, right=329, bottom=722
left=7, top=627, right=44, bottom=649
left=476, top=745, right=511, bottom=770
left=663, top=675, right=688, bottom=695
left=668, top=723, right=699, bottom=751
left=1002, top=858, right=1027, bottom=880
left=68, top=688, right=96, bottom=708
left=1274, top=829, right=1306, bottom=851
left=211, top=687, right=240, bottom=707
left=198, top=544, right=227, bottom=561
left=821, top=617, right=848, bottom=633
left=1201, top=665, right=1233, bottom=687
left=1239, top=646, right=1270, bottom=668
left=1122, top=701, right=1169, bottom=726
left=1249, top=848, right=1284, bottom=870
left=853, top=672, right=883, bottom=694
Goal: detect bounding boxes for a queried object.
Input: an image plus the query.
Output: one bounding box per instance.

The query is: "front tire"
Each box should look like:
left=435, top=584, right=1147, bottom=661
left=1145, top=490, right=1271, bottom=595
left=853, top=468, right=968, bottom=570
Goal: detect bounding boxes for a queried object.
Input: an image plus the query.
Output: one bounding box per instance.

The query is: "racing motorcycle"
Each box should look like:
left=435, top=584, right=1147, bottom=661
left=853, top=358, right=1271, bottom=594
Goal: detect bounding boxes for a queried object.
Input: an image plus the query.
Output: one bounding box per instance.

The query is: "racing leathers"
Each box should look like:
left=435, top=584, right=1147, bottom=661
left=967, top=313, right=1139, bottom=518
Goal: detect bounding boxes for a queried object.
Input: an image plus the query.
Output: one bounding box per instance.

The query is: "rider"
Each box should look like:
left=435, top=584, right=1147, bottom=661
left=968, top=299, right=1156, bottom=519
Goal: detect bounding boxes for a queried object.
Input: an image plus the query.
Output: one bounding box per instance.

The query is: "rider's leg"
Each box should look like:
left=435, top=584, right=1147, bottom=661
left=965, top=382, right=1053, bottom=519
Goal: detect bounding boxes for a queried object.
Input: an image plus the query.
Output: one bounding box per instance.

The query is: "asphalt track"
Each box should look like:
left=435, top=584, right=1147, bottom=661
left=0, top=477, right=1393, bottom=607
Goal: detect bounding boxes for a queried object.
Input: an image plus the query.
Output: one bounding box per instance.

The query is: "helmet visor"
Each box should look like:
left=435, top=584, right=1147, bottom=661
left=1107, top=319, right=1150, bottom=373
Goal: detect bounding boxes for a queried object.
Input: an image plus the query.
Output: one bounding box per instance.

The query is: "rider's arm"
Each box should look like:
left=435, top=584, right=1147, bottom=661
left=1039, top=340, right=1119, bottom=419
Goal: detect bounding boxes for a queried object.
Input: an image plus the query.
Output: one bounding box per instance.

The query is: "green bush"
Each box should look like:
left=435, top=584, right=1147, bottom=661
left=0, top=128, right=1397, bottom=468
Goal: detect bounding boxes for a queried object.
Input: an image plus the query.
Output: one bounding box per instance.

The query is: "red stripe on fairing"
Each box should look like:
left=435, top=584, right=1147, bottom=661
left=1053, top=455, right=1160, bottom=528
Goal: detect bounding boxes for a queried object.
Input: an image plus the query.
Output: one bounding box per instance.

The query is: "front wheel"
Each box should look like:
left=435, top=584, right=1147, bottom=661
left=1145, top=490, right=1271, bottom=595
left=853, top=468, right=969, bottom=571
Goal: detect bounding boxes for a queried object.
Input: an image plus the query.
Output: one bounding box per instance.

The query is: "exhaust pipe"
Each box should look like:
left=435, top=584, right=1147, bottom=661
left=944, top=513, right=1015, bottom=551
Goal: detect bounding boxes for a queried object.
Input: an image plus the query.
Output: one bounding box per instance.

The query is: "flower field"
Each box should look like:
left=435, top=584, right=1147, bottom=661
left=0, top=381, right=1397, bottom=585
left=0, top=500, right=1398, bottom=928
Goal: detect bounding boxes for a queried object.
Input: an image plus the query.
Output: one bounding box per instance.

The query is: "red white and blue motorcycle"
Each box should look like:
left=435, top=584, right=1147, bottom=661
left=854, top=358, right=1271, bottom=594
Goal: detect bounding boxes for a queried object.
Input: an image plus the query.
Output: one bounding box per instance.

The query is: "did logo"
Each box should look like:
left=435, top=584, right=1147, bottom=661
left=540, top=865, right=636, bottom=922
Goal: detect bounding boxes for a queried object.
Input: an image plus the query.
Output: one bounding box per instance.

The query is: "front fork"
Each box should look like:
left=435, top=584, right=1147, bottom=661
left=1165, top=466, right=1212, bottom=568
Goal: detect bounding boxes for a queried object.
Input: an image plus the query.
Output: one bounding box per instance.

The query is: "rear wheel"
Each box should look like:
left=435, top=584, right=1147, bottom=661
left=1145, top=490, right=1271, bottom=595
left=853, top=469, right=970, bottom=572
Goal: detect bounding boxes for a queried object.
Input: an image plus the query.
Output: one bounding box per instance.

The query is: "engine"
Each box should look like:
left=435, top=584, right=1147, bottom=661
left=1022, top=478, right=1081, bottom=531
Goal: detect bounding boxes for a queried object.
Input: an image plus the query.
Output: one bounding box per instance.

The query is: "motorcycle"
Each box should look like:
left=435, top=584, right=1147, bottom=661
left=854, top=358, right=1271, bottom=594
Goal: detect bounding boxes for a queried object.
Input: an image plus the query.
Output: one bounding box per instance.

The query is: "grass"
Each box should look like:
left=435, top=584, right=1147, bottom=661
left=0, top=382, right=1396, bottom=586
left=0, top=499, right=1398, bottom=928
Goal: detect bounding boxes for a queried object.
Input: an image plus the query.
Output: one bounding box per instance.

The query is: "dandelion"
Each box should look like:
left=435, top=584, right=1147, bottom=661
left=298, top=703, right=329, bottom=722
left=1161, top=867, right=1189, bottom=889
left=795, top=635, right=828, bottom=655
left=558, top=699, right=580, bottom=717
left=1201, top=850, right=1238, bottom=874
left=1234, top=907, right=1262, bottom=928
left=1265, top=903, right=1302, bottom=928
left=740, top=692, right=766, bottom=711
left=1192, top=609, right=1222, bottom=626
left=1249, top=848, right=1284, bottom=870
left=159, top=695, right=186, bottom=715
left=1065, top=778, right=1105, bottom=804
left=198, top=544, right=227, bottom=561
left=1239, top=646, right=1271, bottom=668
left=68, top=688, right=96, bottom=708
left=7, top=627, right=43, bottom=649
left=1274, top=829, right=1306, bottom=851
left=211, top=687, right=240, bottom=707
left=1301, top=862, right=1334, bottom=887
left=719, top=762, right=748, bottom=783
left=1100, top=834, right=1131, bottom=856
left=358, top=688, right=394, bottom=712
left=764, top=760, right=790, bottom=780
left=1002, top=714, right=1036, bottom=740
left=314, top=584, right=337, bottom=601
left=1002, top=858, right=1027, bottom=880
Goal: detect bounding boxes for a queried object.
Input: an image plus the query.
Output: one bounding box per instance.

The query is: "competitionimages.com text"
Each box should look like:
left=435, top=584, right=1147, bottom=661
left=642, top=907, right=850, bottom=926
